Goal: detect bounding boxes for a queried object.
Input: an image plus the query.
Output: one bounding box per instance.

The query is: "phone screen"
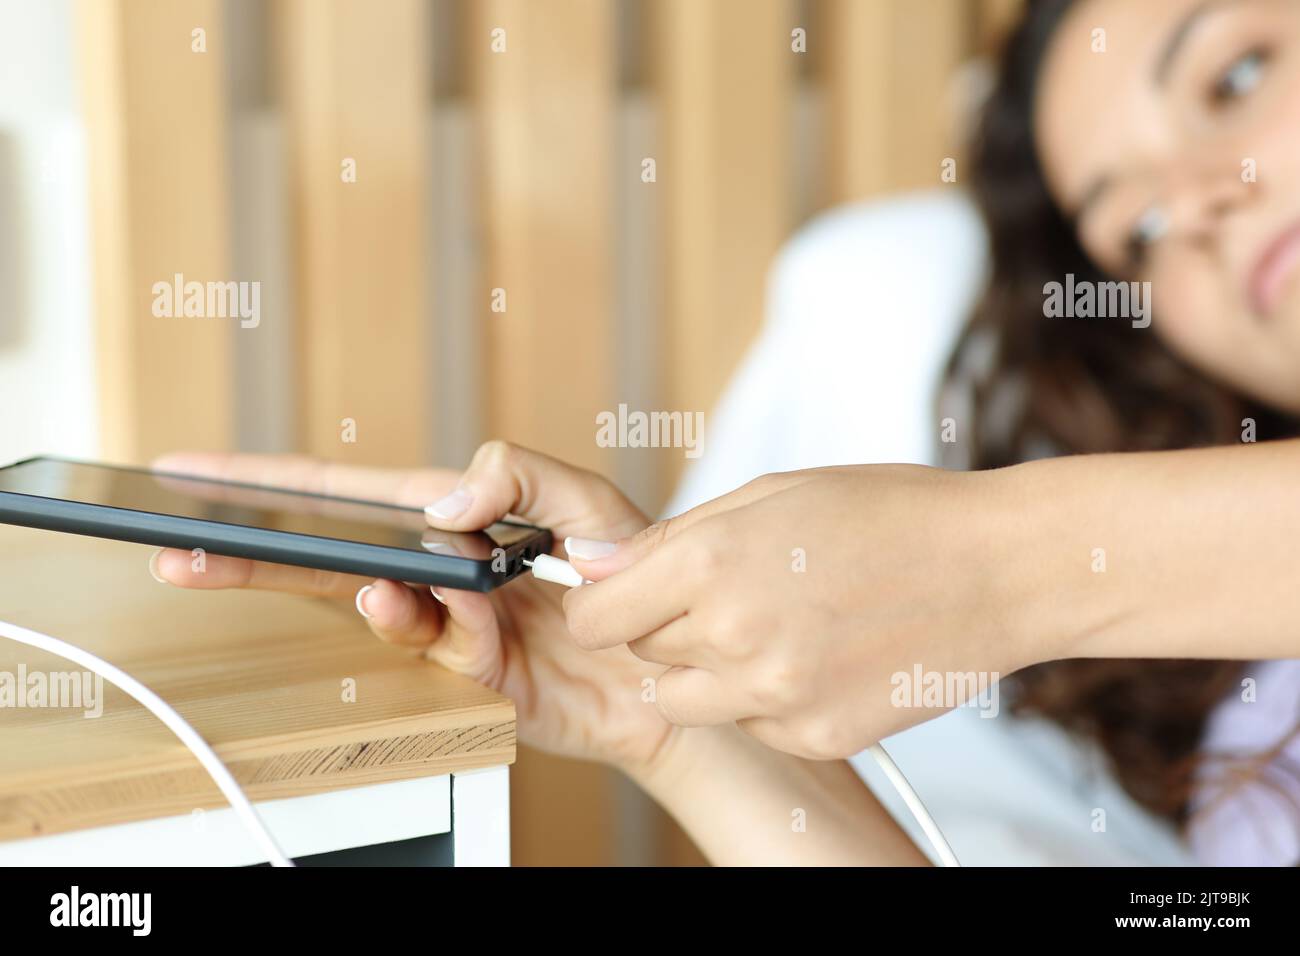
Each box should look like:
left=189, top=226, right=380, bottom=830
left=0, top=458, right=533, bottom=560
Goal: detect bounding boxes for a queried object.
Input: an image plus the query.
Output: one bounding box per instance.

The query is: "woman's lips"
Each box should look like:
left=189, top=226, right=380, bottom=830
left=1250, top=221, right=1300, bottom=318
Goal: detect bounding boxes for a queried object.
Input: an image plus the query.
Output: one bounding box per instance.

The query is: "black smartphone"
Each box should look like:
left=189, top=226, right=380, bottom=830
left=0, top=456, right=552, bottom=591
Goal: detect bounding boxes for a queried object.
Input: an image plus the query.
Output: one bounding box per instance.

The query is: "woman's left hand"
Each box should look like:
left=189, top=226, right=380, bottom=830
left=559, top=463, right=1055, bottom=759
left=148, top=443, right=681, bottom=778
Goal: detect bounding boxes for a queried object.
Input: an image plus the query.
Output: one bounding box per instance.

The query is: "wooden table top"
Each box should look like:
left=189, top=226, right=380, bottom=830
left=0, top=526, right=515, bottom=841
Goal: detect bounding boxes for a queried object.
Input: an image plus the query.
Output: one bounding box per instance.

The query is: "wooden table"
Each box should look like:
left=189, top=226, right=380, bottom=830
left=0, top=526, right=515, bottom=865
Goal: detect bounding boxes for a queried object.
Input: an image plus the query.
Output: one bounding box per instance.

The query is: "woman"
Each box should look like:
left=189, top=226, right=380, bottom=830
left=153, top=0, right=1300, bottom=864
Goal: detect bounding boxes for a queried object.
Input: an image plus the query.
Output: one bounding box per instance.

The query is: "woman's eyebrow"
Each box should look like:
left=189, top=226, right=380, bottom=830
left=1154, top=0, right=1232, bottom=85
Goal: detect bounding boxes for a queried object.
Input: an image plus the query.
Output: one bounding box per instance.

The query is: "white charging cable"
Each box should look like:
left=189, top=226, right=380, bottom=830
left=0, top=619, right=294, bottom=867
left=528, top=554, right=962, bottom=867
left=866, top=741, right=960, bottom=866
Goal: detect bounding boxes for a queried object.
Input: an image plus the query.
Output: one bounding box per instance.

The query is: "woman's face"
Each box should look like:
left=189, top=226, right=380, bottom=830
left=1035, top=0, right=1300, bottom=412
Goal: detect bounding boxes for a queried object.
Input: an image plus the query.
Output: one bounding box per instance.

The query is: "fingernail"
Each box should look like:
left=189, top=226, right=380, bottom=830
left=355, top=584, right=375, bottom=619
left=565, top=537, right=617, bottom=561
left=425, top=487, right=473, bottom=521
left=430, top=586, right=447, bottom=605
left=148, top=549, right=167, bottom=584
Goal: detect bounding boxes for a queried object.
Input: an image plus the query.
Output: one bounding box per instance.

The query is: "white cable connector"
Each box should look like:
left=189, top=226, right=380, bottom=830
left=524, top=554, right=588, bottom=588
left=0, top=619, right=294, bottom=867
left=522, top=556, right=960, bottom=867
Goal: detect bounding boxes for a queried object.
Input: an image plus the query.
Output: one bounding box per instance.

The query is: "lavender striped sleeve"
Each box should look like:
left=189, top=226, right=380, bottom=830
left=1188, top=658, right=1300, bottom=866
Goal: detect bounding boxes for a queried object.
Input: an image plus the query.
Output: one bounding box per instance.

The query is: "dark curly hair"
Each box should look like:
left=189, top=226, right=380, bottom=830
left=944, top=0, right=1300, bottom=825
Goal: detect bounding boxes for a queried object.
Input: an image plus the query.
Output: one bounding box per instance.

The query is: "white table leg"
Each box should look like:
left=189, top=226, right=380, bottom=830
left=451, top=765, right=510, bottom=866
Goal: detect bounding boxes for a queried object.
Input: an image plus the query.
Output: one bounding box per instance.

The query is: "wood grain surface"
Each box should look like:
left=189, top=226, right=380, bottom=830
left=0, top=526, right=515, bottom=841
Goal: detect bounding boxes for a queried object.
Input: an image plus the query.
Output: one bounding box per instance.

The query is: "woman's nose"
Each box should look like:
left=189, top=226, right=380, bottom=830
left=1156, top=161, right=1256, bottom=243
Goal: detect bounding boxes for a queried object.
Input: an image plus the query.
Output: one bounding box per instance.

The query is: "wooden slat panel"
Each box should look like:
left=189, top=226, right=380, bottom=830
left=467, top=0, right=620, bottom=866
left=653, top=0, right=793, bottom=490
left=885, top=1, right=971, bottom=192
left=469, top=0, right=617, bottom=472
left=274, top=0, right=432, bottom=466
left=77, top=0, right=234, bottom=461
left=649, top=0, right=793, bottom=863
left=821, top=0, right=892, bottom=203
left=979, top=0, right=1024, bottom=51
left=822, top=0, right=972, bottom=205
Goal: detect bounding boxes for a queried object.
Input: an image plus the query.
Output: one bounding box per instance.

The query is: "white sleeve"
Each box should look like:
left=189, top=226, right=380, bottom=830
left=664, top=189, right=987, bottom=518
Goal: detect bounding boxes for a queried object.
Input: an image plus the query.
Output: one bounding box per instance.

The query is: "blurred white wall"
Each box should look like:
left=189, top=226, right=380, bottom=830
left=0, top=0, right=98, bottom=464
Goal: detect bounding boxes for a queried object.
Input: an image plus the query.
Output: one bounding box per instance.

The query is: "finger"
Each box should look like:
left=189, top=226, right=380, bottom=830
left=562, top=514, right=733, bottom=650
left=652, top=666, right=747, bottom=727
left=151, top=451, right=460, bottom=509
left=565, top=472, right=793, bottom=581
left=626, top=615, right=707, bottom=668
left=422, top=440, right=645, bottom=545
left=423, top=586, right=504, bottom=688
left=151, top=547, right=373, bottom=599
left=355, top=579, right=444, bottom=647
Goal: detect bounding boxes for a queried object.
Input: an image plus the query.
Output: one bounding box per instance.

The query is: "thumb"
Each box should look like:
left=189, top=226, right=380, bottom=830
left=423, top=440, right=645, bottom=546
left=423, top=586, right=505, bottom=689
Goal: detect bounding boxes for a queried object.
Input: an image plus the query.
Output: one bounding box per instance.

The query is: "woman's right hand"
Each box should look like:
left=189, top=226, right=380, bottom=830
left=148, top=442, right=681, bottom=779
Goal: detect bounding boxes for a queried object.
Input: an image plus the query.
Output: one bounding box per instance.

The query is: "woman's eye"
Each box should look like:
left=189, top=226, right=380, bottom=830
left=1209, top=48, right=1269, bottom=105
